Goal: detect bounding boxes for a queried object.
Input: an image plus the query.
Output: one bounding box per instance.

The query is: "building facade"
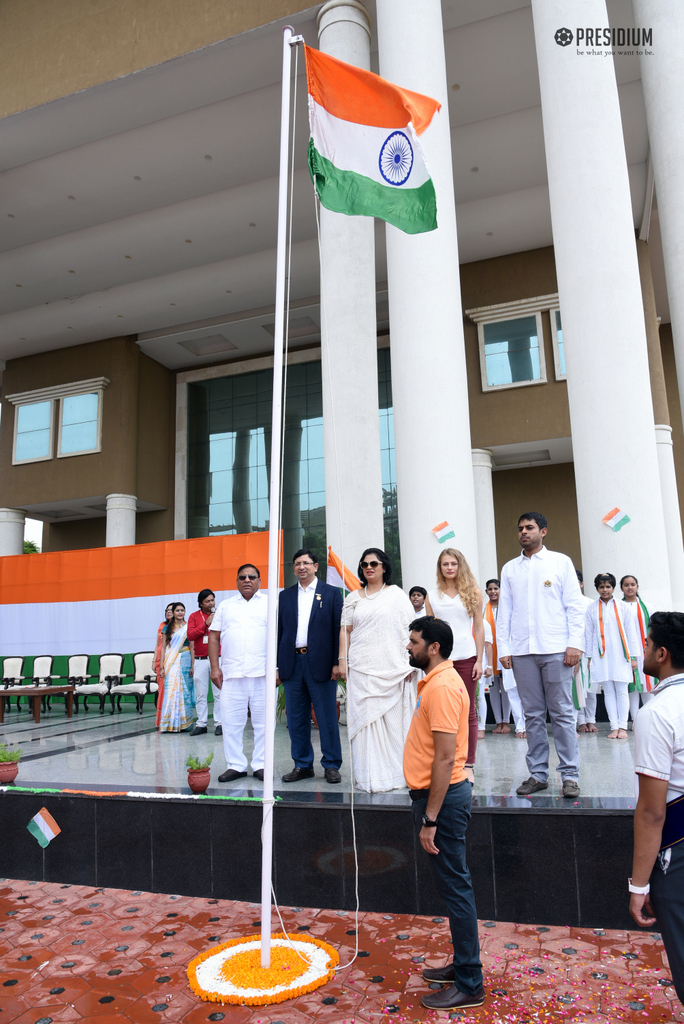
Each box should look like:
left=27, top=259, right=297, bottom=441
left=1, top=0, right=683, bottom=607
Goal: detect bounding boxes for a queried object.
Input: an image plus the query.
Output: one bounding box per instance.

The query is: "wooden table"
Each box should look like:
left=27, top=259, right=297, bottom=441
left=0, top=685, right=75, bottom=724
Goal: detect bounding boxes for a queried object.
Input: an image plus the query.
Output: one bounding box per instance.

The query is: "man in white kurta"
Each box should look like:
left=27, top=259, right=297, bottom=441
left=209, top=565, right=268, bottom=782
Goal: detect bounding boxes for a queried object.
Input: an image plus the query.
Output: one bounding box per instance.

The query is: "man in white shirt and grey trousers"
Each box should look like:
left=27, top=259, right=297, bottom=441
left=498, top=512, right=586, bottom=798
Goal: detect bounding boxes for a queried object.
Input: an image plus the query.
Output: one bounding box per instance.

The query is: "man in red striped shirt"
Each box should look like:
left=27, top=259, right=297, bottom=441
left=187, top=589, right=222, bottom=736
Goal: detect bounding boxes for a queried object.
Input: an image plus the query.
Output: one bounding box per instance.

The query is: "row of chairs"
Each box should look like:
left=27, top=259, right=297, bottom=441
left=1, top=653, right=159, bottom=716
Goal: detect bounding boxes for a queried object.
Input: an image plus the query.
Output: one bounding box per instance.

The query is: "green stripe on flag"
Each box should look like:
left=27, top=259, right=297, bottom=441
left=309, top=141, right=437, bottom=234
left=27, top=818, right=50, bottom=848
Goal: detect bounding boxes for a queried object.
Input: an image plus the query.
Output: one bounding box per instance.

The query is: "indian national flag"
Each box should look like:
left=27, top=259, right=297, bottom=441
left=27, top=808, right=61, bottom=848
left=432, top=521, right=456, bottom=544
left=305, top=46, right=440, bottom=234
left=327, top=546, right=362, bottom=591
left=602, top=507, right=631, bottom=533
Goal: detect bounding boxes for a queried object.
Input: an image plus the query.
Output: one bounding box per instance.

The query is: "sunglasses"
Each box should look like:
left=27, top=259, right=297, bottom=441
left=361, top=560, right=381, bottom=569
left=238, top=574, right=259, bottom=581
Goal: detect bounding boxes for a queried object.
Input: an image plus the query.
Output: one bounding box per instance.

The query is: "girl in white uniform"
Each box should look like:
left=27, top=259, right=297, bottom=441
left=585, top=572, right=639, bottom=739
left=620, top=574, right=655, bottom=727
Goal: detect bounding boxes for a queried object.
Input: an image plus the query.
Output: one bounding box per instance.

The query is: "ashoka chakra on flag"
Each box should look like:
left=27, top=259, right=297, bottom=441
left=305, top=45, right=440, bottom=234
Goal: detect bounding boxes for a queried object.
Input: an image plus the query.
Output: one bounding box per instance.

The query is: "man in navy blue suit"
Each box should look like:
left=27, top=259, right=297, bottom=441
left=277, top=548, right=344, bottom=783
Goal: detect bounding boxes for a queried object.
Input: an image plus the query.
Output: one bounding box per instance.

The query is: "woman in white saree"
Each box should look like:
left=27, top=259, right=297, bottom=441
left=340, top=548, right=416, bottom=793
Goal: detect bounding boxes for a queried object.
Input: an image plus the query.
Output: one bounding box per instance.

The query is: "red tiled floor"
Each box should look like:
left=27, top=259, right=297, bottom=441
left=1, top=877, right=682, bottom=1023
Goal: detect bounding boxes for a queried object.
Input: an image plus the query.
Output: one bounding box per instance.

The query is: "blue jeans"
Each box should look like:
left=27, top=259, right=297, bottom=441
left=283, top=652, right=342, bottom=769
left=411, top=780, right=483, bottom=995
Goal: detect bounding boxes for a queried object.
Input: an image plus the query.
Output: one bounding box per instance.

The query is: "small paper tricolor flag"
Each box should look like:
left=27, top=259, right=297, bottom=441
left=432, top=521, right=456, bottom=544
left=27, top=808, right=61, bottom=848
left=602, top=507, right=631, bottom=533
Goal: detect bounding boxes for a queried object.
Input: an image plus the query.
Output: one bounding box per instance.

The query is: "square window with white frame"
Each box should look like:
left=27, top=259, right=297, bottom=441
left=13, top=400, right=54, bottom=463
left=478, top=311, right=546, bottom=391
left=58, top=391, right=102, bottom=457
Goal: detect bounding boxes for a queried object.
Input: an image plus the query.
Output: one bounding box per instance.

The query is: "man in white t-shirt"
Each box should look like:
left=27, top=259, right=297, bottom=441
left=498, top=512, right=585, bottom=799
left=209, top=564, right=268, bottom=783
left=630, top=611, right=684, bottom=1005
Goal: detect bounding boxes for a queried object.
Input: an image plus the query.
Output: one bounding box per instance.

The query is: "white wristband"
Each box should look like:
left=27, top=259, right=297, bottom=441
left=628, top=878, right=650, bottom=895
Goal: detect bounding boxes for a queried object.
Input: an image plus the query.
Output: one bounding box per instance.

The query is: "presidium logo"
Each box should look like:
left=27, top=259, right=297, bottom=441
left=554, top=26, right=652, bottom=49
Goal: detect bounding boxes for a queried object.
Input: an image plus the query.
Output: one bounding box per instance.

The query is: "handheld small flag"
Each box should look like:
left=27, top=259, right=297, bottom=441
left=432, top=521, right=456, bottom=544
left=305, top=46, right=440, bottom=234
left=27, top=808, right=61, bottom=848
left=327, top=546, right=362, bottom=591
left=602, top=507, right=631, bottom=532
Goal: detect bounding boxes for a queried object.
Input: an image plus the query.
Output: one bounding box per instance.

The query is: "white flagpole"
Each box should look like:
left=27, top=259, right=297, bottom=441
left=261, top=23, right=301, bottom=970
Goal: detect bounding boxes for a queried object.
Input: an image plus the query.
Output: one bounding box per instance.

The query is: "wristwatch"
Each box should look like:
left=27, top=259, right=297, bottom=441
left=628, top=878, right=650, bottom=894
left=422, top=814, right=438, bottom=828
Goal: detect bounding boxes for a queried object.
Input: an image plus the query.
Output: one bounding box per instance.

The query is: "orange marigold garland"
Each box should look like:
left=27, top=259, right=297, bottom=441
left=187, top=932, right=339, bottom=1006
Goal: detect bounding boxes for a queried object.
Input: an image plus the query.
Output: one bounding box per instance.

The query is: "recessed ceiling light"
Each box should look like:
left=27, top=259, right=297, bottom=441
left=117, top=314, right=123, bottom=318
left=15, top=283, right=22, bottom=287
left=69, top=269, right=75, bottom=274
left=7, top=213, right=14, bottom=218
left=68, top=195, right=76, bottom=200
left=451, top=83, right=460, bottom=91
left=204, top=154, right=212, bottom=161
left=486, top=231, right=493, bottom=236
left=134, top=176, right=141, bottom=181
left=185, top=239, right=192, bottom=243
left=471, top=166, right=479, bottom=172
left=125, top=255, right=132, bottom=259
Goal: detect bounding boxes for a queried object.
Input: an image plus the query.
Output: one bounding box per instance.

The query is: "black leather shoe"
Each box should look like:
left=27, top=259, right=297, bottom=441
left=324, top=768, right=341, bottom=784
left=189, top=725, right=207, bottom=736
left=421, top=985, right=485, bottom=1010
left=516, top=776, right=548, bottom=795
left=215, top=724, right=223, bottom=736
left=281, top=767, right=315, bottom=782
left=218, top=769, right=248, bottom=782
left=422, top=963, right=455, bottom=984
left=253, top=769, right=264, bottom=781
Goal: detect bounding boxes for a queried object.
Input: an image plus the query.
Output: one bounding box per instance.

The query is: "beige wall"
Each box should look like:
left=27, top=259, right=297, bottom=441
left=459, top=246, right=571, bottom=448
left=0, top=0, right=314, bottom=118
left=492, top=462, right=582, bottom=575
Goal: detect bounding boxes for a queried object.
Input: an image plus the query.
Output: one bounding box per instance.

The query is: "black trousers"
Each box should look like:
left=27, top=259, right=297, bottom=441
left=650, top=840, right=684, bottom=1005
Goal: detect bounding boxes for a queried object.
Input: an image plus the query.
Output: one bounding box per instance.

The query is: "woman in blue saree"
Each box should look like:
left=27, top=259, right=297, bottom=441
left=159, top=602, right=196, bottom=732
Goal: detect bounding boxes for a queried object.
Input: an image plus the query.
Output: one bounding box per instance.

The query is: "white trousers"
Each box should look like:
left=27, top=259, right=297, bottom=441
left=490, top=674, right=526, bottom=733
left=575, top=691, right=597, bottom=725
left=221, top=676, right=266, bottom=771
left=194, top=658, right=221, bottom=727
left=477, top=683, right=487, bottom=727
left=602, top=680, right=629, bottom=730
left=629, top=688, right=653, bottom=722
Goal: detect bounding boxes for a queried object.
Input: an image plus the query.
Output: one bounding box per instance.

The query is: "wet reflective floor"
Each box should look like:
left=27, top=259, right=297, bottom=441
left=0, top=877, right=679, bottom=1023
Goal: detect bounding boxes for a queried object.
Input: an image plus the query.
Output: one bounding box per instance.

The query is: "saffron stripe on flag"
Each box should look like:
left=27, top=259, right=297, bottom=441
left=27, top=807, right=61, bottom=848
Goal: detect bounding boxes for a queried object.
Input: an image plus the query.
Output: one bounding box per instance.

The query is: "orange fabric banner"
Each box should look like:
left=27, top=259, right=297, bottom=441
left=0, top=533, right=281, bottom=606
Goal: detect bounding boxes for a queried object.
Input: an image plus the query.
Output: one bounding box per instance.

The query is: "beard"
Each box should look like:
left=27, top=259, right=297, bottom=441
left=408, top=650, right=430, bottom=670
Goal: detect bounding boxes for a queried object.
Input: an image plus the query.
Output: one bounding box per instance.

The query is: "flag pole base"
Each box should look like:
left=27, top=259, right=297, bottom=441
left=187, top=933, right=339, bottom=1006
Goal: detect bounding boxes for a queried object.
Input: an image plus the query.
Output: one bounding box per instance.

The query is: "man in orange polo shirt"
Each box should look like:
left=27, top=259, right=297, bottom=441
left=404, top=616, right=485, bottom=1011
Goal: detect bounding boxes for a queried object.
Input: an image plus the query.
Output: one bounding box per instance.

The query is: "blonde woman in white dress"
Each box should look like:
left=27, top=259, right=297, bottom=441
left=425, top=548, right=484, bottom=780
left=339, top=547, right=415, bottom=793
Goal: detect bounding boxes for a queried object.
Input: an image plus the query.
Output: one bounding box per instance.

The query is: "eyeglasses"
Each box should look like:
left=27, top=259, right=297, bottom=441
left=238, top=574, right=259, bottom=581
left=294, top=562, right=315, bottom=568
left=361, top=560, right=381, bottom=569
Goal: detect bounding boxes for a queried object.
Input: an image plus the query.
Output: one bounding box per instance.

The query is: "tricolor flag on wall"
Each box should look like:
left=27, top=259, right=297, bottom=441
left=432, top=522, right=456, bottom=544
left=27, top=808, right=61, bottom=848
left=305, top=46, right=441, bottom=234
left=326, top=546, right=362, bottom=591
left=602, top=508, right=631, bottom=533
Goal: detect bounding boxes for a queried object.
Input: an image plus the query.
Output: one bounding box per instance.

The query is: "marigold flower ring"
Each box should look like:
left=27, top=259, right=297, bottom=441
left=187, top=932, right=339, bottom=1005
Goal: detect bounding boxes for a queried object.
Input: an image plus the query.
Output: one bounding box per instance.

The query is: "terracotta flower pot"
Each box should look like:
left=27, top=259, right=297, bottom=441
left=0, top=761, right=19, bottom=785
left=187, top=768, right=211, bottom=794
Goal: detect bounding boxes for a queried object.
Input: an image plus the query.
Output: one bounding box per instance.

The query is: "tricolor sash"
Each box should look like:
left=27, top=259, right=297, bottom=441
left=597, top=599, right=630, bottom=661
left=623, top=597, right=654, bottom=693
left=485, top=601, right=497, bottom=668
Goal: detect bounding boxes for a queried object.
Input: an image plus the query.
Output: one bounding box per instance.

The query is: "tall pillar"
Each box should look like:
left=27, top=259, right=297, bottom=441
left=472, top=449, right=498, bottom=586
left=633, top=0, right=684, bottom=423
left=531, top=0, right=671, bottom=608
left=637, top=238, right=684, bottom=609
left=318, top=1, right=385, bottom=570
left=0, top=509, right=26, bottom=556
left=105, top=494, right=137, bottom=547
left=376, top=0, right=479, bottom=588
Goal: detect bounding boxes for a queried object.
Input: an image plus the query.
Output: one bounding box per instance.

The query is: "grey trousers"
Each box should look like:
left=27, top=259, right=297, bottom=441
left=512, top=653, right=580, bottom=782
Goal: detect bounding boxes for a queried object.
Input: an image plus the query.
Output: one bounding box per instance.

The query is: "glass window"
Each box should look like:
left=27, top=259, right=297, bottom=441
left=15, top=401, right=52, bottom=462
left=59, top=392, right=100, bottom=455
left=378, top=348, right=401, bottom=587
left=552, top=309, right=566, bottom=379
left=480, top=313, right=545, bottom=390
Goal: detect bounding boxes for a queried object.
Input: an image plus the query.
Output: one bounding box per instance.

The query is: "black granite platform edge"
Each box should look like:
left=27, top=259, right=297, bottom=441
left=0, top=790, right=634, bottom=930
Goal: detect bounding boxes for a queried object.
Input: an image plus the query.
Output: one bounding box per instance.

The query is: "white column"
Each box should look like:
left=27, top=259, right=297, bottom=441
left=105, top=493, right=137, bottom=547
left=655, top=425, right=684, bottom=609
left=472, top=449, right=498, bottom=586
left=531, top=0, right=671, bottom=608
left=376, top=0, right=479, bottom=588
left=633, top=0, right=684, bottom=422
left=318, top=1, right=385, bottom=570
left=0, top=508, right=26, bottom=556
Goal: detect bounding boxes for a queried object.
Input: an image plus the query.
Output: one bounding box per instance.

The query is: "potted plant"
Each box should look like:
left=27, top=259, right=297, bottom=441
left=186, top=752, right=213, bottom=794
left=0, top=742, right=22, bottom=785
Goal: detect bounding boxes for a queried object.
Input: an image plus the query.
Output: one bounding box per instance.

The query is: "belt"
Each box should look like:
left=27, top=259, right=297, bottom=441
left=295, top=647, right=308, bottom=654
left=409, top=781, right=465, bottom=801
left=195, top=656, right=208, bottom=660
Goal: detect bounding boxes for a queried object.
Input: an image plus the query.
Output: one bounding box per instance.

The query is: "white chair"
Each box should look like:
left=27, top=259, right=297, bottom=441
left=29, top=655, right=62, bottom=714
left=2, top=657, right=25, bottom=713
left=68, top=654, right=91, bottom=714
left=76, top=653, right=123, bottom=714
left=109, top=652, right=158, bottom=715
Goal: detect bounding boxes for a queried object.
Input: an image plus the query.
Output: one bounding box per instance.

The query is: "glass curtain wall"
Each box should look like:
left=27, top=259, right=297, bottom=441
left=187, top=353, right=400, bottom=582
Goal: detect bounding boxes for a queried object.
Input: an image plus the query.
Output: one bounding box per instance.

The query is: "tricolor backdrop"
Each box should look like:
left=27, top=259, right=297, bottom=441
left=0, top=534, right=279, bottom=657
